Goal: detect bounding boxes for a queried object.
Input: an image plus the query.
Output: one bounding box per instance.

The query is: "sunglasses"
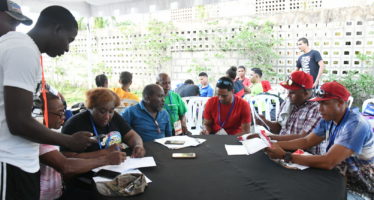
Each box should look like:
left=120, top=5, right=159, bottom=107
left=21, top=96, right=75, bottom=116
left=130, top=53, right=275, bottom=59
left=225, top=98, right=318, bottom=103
left=315, top=89, right=339, bottom=99
left=217, top=80, right=233, bottom=86
left=284, top=76, right=305, bottom=90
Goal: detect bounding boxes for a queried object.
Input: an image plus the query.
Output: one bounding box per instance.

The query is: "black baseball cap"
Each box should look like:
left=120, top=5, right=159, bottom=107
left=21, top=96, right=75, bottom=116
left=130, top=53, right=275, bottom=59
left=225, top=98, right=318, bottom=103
left=0, top=0, right=32, bottom=25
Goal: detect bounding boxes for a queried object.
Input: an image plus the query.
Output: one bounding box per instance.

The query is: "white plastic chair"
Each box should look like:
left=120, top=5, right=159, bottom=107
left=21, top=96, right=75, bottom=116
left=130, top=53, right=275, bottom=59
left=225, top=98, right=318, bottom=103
left=251, top=95, right=281, bottom=121
left=243, top=94, right=281, bottom=133
left=183, top=97, right=209, bottom=135
left=347, top=96, right=354, bottom=108
left=362, top=98, right=374, bottom=112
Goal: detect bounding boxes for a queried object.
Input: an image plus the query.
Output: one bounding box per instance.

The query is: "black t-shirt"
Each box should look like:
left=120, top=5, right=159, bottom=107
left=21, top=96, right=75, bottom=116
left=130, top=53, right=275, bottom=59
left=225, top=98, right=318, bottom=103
left=175, top=84, right=200, bottom=97
left=296, top=50, right=323, bottom=82
left=61, top=110, right=131, bottom=152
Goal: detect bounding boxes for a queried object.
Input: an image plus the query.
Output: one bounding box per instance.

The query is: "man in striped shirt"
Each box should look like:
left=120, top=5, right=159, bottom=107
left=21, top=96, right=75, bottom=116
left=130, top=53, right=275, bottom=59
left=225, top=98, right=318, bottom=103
left=255, top=71, right=322, bottom=154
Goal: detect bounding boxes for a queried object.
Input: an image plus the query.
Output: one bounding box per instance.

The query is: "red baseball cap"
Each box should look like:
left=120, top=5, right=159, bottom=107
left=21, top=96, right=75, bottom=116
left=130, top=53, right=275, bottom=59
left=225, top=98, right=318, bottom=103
left=309, top=81, right=351, bottom=102
left=280, top=71, right=313, bottom=90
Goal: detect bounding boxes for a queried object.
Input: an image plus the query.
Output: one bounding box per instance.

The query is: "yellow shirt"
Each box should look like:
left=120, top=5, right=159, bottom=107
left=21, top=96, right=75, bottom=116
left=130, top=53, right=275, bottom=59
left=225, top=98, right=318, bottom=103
left=112, top=88, right=140, bottom=107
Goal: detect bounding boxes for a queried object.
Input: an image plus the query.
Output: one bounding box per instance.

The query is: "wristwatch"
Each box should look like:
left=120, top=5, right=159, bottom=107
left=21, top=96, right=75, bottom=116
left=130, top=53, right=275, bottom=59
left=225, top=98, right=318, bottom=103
left=284, top=152, right=293, bottom=163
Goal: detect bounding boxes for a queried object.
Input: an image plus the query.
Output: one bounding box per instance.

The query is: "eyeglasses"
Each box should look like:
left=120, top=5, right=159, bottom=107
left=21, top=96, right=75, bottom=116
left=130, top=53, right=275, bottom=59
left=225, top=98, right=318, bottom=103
left=315, top=89, right=339, bottom=99
left=284, top=76, right=305, bottom=90
left=48, top=111, right=65, bottom=118
left=217, top=80, right=233, bottom=86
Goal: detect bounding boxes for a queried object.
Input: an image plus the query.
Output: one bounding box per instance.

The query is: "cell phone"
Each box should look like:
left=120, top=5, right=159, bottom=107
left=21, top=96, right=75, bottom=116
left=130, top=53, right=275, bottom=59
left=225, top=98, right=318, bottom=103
left=172, top=153, right=196, bottom=159
left=165, top=140, right=185, bottom=145
left=94, top=169, right=120, bottom=179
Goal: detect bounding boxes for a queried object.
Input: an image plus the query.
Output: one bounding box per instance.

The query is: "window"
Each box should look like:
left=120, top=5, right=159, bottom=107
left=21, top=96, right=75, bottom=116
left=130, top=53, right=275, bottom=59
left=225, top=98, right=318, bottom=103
left=345, top=41, right=351, bottom=45
left=343, top=61, right=349, bottom=65
left=346, top=32, right=351, bottom=36
left=356, top=31, right=362, bottom=36
left=356, top=41, right=362, bottom=45
left=344, top=51, right=349, bottom=55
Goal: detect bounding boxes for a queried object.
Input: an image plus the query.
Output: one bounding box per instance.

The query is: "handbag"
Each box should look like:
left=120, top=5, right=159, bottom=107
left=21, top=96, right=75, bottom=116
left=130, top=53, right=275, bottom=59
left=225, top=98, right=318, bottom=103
left=96, top=173, right=147, bottom=197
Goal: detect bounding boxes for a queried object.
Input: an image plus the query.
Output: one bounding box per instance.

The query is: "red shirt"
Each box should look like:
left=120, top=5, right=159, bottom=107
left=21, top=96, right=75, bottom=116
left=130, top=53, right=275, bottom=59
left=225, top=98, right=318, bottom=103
left=261, top=80, right=272, bottom=92
left=241, top=77, right=251, bottom=87
left=203, top=95, right=251, bottom=135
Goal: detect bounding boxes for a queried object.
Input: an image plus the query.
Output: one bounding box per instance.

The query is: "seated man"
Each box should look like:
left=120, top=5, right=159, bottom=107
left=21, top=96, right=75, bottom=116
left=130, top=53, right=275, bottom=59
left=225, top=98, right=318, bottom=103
left=122, top=84, right=172, bottom=142
left=95, top=73, right=108, bottom=88
left=265, top=81, right=373, bottom=199
left=256, top=71, right=322, bottom=154
left=198, top=72, right=214, bottom=97
left=156, top=73, right=188, bottom=135
left=248, top=68, right=264, bottom=96
left=175, top=79, right=200, bottom=97
left=202, top=77, right=251, bottom=135
left=112, top=71, right=140, bottom=106
left=39, top=92, right=125, bottom=200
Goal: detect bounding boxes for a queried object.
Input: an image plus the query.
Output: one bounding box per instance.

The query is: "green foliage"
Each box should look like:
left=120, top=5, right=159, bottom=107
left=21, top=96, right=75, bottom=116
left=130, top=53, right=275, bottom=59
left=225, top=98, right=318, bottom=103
left=132, top=20, right=184, bottom=75
left=214, top=20, right=280, bottom=78
left=326, top=71, right=374, bottom=109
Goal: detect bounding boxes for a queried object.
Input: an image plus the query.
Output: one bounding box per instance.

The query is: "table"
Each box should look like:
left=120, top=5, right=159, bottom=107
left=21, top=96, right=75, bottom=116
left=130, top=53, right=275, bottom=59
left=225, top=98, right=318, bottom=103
left=104, top=135, right=346, bottom=200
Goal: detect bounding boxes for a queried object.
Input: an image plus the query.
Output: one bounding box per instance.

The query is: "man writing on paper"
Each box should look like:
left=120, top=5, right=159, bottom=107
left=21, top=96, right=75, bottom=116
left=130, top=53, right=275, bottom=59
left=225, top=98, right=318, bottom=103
left=156, top=73, right=188, bottom=135
left=123, top=84, right=172, bottom=142
left=202, top=77, right=251, bottom=135
left=265, top=81, right=373, bottom=199
left=255, top=71, right=322, bottom=154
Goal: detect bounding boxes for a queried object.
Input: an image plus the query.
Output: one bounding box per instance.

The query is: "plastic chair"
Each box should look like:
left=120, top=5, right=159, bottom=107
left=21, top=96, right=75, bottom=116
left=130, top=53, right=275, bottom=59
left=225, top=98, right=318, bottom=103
left=243, top=94, right=281, bottom=133
left=347, top=96, right=354, bottom=108
left=183, top=97, right=209, bottom=135
left=362, top=98, right=374, bottom=112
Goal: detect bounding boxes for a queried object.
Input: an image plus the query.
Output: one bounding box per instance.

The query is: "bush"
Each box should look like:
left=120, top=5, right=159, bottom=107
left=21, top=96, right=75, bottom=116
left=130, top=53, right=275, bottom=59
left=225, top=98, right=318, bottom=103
left=326, top=71, right=374, bottom=110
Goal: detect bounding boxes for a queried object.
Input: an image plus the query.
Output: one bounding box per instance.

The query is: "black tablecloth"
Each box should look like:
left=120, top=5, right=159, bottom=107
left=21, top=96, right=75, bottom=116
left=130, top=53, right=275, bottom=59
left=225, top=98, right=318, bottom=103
left=100, top=135, right=345, bottom=200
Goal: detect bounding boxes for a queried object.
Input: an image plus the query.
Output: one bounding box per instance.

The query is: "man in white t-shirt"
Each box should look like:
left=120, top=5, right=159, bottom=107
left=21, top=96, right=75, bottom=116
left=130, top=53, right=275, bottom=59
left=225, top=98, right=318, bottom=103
left=0, top=5, right=95, bottom=200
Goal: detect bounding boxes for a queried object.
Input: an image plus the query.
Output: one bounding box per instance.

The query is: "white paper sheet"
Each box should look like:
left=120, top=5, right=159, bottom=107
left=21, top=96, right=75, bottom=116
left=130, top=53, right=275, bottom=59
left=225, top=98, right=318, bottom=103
left=225, top=145, right=249, bottom=155
left=242, top=137, right=269, bottom=154
left=154, top=135, right=206, bottom=149
left=92, top=156, right=156, bottom=173
left=93, top=169, right=152, bottom=183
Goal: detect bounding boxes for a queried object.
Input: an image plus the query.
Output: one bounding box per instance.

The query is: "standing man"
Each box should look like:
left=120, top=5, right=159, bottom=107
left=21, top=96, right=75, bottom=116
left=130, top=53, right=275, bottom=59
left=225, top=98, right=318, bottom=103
left=248, top=68, right=264, bottom=96
left=198, top=72, right=214, bottom=97
left=237, top=66, right=251, bottom=88
left=265, top=81, right=373, bottom=199
left=202, top=77, right=251, bottom=135
left=296, top=37, right=325, bottom=88
left=123, top=84, right=172, bottom=142
left=0, top=0, right=32, bottom=37
left=156, top=73, right=188, bottom=135
left=112, top=71, right=140, bottom=103
left=0, top=6, right=94, bottom=200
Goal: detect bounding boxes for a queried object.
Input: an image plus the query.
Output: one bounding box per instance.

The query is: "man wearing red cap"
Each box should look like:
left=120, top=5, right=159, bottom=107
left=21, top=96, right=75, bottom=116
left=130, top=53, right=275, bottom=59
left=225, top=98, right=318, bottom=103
left=265, top=81, right=373, bottom=199
left=255, top=71, right=322, bottom=154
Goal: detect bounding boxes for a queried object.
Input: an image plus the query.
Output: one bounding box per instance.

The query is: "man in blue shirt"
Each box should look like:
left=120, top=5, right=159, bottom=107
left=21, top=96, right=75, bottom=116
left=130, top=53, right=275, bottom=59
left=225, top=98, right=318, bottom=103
left=122, top=84, right=172, bottom=142
left=265, top=81, right=373, bottom=199
left=198, top=72, right=214, bottom=97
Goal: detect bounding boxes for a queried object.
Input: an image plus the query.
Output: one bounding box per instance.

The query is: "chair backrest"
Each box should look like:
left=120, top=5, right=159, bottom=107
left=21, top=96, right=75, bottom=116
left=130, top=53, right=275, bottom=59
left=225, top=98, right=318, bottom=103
left=362, top=98, right=374, bottom=112
left=243, top=94, right=260, bottom=133
left=251, top=94, right=281, bottom=121
left=347, top=96, right=354, bottom=108
left=183, top=97, right=209, bottom=135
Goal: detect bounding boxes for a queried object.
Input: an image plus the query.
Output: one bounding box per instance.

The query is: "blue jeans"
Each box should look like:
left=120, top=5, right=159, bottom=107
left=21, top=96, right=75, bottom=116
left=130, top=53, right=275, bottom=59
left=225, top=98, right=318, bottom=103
left=347, top=191, right=370, bottom=200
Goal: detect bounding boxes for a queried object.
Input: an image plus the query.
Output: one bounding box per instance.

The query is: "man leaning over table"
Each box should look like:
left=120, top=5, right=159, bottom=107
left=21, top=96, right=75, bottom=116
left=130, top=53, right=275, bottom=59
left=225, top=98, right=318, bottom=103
left=255, top=71, right=322, bottom=154
left=265, top=81, right=374, bottom=200
left=202, top=77, right=251, bottom=135
left=122, top=84, right=172, bottom=142
left=156, top=73, right=188, bottom=135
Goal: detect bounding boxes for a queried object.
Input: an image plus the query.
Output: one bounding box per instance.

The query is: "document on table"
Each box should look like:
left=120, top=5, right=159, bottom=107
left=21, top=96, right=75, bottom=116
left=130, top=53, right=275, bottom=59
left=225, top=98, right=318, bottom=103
left=242, top=137, right=269, bottom=154
left=154, top=135, right=206, bottom=149
left=92, top=156, right=156, bottom=173
left=225, top=145, right=249, bottom=155
left=93, top=169, right=152, bottom=183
